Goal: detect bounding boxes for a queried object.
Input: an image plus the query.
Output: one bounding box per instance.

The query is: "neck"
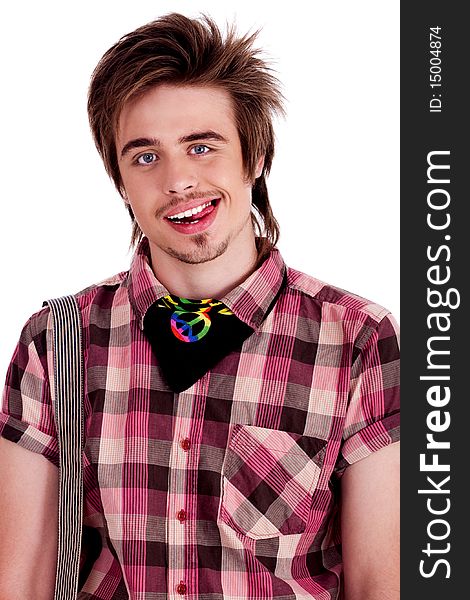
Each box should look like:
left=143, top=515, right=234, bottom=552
left=148, top=232, right=259, bottom=299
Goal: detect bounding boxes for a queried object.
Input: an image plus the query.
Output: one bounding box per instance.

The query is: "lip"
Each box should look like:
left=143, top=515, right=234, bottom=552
left=165, top=198, right=220, bottom=235
left=164, top=197, right=220, bottom=220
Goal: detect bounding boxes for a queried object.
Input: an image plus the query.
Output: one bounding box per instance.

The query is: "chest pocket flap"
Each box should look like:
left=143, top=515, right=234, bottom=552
left=219, top=425, right=327, bottom=540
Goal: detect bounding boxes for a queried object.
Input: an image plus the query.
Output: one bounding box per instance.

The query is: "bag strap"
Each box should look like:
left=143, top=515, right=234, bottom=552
left=45, top=295, right=84, bottom=600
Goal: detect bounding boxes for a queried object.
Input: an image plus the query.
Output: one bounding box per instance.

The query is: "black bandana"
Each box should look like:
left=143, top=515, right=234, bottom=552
left=143, top=295, right=253, bottom=393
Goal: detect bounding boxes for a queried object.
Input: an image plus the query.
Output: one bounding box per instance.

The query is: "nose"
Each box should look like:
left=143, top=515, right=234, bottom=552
left=161, top=156, right=197, bottom=195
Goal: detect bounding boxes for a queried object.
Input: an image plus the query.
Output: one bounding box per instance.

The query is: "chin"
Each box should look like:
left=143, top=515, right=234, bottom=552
left=164, top=235, right=230, bottom=265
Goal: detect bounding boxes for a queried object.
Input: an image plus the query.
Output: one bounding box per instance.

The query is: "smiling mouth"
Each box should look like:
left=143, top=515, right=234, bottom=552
left=165, top=199, right=218, bottom=224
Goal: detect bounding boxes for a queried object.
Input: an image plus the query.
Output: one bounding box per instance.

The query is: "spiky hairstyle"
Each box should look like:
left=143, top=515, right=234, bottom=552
left=88, top=13, right=285, bottom=252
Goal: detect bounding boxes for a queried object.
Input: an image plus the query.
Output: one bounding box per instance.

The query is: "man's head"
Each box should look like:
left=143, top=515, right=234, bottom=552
left=88, top=13, right=284, bottom=258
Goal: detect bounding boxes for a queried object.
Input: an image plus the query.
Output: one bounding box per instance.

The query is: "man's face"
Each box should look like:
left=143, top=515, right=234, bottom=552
left=117, top=84, right=262, bottom=265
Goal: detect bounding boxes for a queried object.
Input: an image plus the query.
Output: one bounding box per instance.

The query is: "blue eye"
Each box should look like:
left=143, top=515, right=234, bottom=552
left=137, top=152, right=157, bottom=165
left=191, top=145, right=209, bottom=155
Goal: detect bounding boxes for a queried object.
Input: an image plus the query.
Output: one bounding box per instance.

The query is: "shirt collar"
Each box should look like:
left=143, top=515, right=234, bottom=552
left=127, top=237, right=286, bottom=331
left=220, top=248, right=286, bottom=331
left=127, top=238, right=169, bottom=330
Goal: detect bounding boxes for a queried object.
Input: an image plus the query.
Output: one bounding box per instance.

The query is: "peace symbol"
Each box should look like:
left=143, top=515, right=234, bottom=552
left=171, top=309, right=211, bottom=342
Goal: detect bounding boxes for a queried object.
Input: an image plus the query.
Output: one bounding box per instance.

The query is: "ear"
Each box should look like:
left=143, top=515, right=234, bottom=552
left=254, top=156, right=265, bottom=179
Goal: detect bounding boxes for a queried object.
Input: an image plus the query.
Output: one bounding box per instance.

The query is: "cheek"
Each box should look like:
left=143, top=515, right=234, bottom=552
left=121, top=175, right=152, bottom=206
left=125, top=187, right=152, bottom=220
left=214, top=163, right=251, bottom=194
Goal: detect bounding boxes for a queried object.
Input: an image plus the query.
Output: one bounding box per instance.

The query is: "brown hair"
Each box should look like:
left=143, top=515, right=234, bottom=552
left=87, top=13, right=285, bottom=254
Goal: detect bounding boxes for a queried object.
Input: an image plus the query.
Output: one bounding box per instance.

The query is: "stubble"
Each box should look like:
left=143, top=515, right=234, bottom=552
left=164, top=233, right=230, bottom=264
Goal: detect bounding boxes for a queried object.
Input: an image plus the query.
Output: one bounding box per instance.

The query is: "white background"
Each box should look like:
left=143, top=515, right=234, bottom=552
left=0, top=1, right=399, bottom=377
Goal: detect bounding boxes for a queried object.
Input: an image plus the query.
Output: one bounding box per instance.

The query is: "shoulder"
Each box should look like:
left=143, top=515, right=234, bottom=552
left=73, top=270, right=129, bottom=308
left=26, top=269, right=130, bottom=339
left=284, top=266, right=398, bottom=349
left=286, top=266, right=393, bottom=324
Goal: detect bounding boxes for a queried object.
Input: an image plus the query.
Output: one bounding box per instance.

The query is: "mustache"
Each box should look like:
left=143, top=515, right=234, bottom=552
left=155, top=190, right=221, bottom=219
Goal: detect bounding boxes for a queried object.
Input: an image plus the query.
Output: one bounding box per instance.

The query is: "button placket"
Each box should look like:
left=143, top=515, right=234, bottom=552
left=167, top=411, right=193, bottom=598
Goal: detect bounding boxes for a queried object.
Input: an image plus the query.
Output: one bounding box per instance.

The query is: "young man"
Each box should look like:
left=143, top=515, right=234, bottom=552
left=0, top=13, right=399, bottom=600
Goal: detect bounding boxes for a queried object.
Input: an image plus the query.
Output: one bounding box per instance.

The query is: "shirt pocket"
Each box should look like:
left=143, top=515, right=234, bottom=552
left=218, top=424, right=327, bottom=540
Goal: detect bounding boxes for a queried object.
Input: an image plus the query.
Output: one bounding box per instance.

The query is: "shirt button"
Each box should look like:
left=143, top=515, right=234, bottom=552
left=177, top=509, right=187, bottom=523
left=176, top=581, right=187, bottom=595
left=180, top=438, right=191, bottom=451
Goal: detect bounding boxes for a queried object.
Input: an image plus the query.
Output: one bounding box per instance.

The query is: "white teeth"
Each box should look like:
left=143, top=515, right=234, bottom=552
left=167, top=201, right=212, bottom=220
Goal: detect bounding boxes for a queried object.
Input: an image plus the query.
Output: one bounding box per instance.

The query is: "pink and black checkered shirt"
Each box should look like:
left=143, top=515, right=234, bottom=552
left=1, top=238, right=400, bottom=599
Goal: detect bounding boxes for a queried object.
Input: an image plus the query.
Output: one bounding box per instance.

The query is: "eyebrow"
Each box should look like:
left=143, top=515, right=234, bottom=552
left=120, top=130, right=228, bottom=158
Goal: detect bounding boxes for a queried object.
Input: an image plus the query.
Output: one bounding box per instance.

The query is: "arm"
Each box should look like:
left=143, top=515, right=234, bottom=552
left=0, top=438, right=58, bottom=600
left=340, top=442, right=400, bottom=600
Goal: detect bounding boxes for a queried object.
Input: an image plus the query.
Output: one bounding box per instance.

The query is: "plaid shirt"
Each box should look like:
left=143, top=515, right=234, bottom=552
left=1, top=238, right=400, bottom=599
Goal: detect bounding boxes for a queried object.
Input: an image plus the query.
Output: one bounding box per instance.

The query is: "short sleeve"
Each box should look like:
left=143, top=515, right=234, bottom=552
left=0, top=307, right=59, bottom=466
left=335, top=312, right=400, bottom=476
